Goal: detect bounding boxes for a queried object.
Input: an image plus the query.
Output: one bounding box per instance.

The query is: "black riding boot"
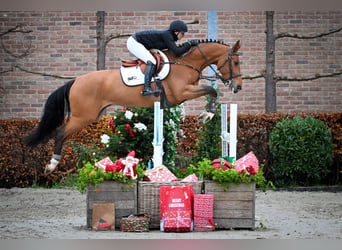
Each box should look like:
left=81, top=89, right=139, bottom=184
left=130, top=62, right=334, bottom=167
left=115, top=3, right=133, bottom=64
left=142, top=61, right=159, bottom=96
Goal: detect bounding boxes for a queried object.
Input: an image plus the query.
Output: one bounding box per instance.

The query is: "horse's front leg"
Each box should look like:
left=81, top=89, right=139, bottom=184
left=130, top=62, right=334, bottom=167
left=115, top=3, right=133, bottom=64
left=208, top=96, right=217, bottom=113
left=198, top=85, right=218, bottom=123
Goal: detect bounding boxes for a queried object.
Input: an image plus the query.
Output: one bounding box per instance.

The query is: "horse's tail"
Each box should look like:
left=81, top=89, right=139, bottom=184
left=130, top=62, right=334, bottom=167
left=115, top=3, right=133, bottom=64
left=23, top=79, right=75, bottom=147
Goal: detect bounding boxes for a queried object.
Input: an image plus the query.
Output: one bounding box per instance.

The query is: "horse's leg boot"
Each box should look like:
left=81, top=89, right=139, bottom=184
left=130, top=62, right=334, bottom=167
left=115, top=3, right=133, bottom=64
left=142, top=61, right=160, bottom=97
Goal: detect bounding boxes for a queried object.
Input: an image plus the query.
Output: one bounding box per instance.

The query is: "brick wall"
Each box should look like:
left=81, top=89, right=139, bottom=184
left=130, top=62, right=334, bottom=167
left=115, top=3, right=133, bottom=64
left=0, top=11, right=341, bottom=119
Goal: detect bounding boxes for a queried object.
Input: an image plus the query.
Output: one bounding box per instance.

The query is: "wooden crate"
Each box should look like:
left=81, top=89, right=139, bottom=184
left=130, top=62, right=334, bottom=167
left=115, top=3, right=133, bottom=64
left=204, top=181, right=255, bottom=229
left=137, top=181, right=203, bottom=229
left=86, top=181, right=137, bottom=228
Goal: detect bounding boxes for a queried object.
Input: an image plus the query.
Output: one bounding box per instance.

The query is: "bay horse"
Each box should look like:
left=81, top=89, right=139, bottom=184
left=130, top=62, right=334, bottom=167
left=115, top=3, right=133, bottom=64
left=24, top=39, right=242, bottom=174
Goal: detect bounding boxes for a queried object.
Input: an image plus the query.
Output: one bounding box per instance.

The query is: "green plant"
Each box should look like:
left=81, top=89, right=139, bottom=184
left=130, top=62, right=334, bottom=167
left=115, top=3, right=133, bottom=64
left=102, top=107, right=154, bottom=162
left=194, top=101, right=222, bottom=162
left=256, top=222, right=267, bottom=231
left=174, top=158, right=274, bottom=191
left=75, top=161, right=146, bottom=193
left=73, top=106, right=182, bottom=169
left=269, top=115, right=334, bottom=186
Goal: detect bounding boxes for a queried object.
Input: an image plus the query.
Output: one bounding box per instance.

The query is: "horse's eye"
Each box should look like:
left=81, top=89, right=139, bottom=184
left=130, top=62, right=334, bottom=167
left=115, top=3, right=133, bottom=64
left=234, top=61, right=239, bottom=66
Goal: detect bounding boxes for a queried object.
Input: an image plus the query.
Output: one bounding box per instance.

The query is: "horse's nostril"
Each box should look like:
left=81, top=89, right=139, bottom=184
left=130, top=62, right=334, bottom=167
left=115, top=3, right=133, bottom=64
left=237, top=85, right=242, bottom=90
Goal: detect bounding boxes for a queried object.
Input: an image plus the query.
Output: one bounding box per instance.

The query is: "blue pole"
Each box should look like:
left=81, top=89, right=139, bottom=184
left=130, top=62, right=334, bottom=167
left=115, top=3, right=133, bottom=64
left=208, top=11, right=218, bottom=89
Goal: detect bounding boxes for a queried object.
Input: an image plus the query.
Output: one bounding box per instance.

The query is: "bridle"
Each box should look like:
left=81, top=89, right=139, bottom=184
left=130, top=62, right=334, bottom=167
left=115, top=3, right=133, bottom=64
left=168, top=43, right=242, bottom=92
left=197, top=45, right=242, bottom=92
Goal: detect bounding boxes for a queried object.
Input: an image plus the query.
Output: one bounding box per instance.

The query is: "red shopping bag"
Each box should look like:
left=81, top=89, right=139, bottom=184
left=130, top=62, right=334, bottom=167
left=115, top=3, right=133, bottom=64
left=160, top=185, right=193, bottom=232
left=194, top=194, right=216, bottom=231
left=234, top=151, right=259, bottom=175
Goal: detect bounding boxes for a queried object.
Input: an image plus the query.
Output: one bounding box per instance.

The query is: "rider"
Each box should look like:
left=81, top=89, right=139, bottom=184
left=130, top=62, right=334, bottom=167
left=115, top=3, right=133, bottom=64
left=127, top=20, right=198, bottom=96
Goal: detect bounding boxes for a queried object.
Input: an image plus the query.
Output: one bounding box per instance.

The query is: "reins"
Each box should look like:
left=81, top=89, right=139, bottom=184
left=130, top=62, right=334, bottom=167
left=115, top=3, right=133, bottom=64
left=164, top=42, right=241, bottom=86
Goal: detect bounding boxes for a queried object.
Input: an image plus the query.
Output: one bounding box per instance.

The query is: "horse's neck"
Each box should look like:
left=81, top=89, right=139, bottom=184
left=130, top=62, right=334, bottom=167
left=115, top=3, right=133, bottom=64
left=179, top=43, right=228, bottom=70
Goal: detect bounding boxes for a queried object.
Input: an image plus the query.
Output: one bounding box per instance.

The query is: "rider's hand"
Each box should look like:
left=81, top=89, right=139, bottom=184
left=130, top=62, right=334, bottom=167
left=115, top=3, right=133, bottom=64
left=189, top=39, right=198, bottom=46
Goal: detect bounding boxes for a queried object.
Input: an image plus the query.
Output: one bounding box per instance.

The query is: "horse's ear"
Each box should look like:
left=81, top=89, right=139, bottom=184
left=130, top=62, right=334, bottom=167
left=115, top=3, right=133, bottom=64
left=232, top=40, right=241, bottom=53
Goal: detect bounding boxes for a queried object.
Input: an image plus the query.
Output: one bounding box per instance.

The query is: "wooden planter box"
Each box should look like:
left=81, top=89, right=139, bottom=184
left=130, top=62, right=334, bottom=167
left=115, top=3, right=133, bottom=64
left=137, top=181, right=203, bottom=229
left=86, top=181, right=137, bottom=228
left=204, top=181, right=255, bottom=230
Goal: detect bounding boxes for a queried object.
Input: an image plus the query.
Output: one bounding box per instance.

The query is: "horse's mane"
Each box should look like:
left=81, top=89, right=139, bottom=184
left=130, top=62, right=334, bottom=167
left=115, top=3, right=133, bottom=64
left=197, top=39, right=230, bottom=47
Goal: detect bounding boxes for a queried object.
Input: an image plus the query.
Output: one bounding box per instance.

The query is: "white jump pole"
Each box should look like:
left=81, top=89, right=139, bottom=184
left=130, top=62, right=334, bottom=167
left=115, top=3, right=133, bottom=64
left=221, top=104, right=228, bottom=157
left=152, top=102, right=163, bottom=168
left=221, top=103, right=238, bottom=159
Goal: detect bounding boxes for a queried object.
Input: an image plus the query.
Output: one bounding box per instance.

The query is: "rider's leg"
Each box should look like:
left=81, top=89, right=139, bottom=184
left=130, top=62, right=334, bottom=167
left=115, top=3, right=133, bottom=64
left=143, top=61, right=157, bottom=96
left=127, top=36, right=156, bottom=64
left=127, top=36, right=158, bottom=96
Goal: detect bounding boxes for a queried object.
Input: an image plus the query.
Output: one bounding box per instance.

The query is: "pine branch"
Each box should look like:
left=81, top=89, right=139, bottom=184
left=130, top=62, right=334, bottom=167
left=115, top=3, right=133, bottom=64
left=1, top=25, right=34, bottom=58
left=242, top=73, right=265, bottom=80
left=275, top=27, right=342, bottom=40
left=0, top=25, right=32, bottom=37
left=105, top=33, right=131, bottom=45
left=186, top=19, right=199, bottom=25
left=12, top=65, right=75, bottom=79
left=1, top=38, right=33, bottom=58
left=0, top=68, right=14, bottom=74
left=275, top=71, right=342, bottom=82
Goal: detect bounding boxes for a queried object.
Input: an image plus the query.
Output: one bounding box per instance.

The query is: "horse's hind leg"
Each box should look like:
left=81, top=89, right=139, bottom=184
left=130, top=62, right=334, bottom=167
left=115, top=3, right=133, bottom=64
left=45, top=116, right=92, bottom=175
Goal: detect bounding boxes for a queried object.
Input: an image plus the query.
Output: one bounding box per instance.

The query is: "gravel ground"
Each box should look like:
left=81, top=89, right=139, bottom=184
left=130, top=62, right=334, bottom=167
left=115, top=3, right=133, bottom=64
left=0, top=187, right=341, bottom=239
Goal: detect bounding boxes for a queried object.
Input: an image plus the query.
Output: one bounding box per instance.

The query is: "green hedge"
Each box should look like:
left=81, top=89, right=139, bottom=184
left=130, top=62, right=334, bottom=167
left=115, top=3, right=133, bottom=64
left=0, top=112, right=341, bottom=188
left=269, top=115, right=334, bottom=186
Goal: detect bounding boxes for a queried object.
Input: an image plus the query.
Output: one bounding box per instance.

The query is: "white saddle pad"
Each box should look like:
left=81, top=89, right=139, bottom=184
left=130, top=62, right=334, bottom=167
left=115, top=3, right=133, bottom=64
left=120, top=49, right=170, bottom=86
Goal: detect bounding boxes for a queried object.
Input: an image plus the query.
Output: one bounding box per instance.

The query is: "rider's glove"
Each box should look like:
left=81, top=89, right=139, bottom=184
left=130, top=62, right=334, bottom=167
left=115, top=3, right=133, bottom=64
left=189, top=39, right=198, bottom=46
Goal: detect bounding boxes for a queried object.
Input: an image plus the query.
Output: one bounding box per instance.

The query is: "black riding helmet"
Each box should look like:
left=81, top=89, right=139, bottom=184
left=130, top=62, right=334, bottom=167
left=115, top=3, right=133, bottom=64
left=169, top=20, right=188, bottom=33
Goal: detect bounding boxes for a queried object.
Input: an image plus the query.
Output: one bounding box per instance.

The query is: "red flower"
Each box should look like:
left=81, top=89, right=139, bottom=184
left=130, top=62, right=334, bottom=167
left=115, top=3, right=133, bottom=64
left=122, top=108, right=127, bottom=112
left=96, top=189, right=100, bottom=193
left=129, top=130, right=134, bottom=137
left=125, top=124, right=131, bottom=131
left=246, top=165, right=258, bottom=176
left=108, top=120, right=115, bottom=132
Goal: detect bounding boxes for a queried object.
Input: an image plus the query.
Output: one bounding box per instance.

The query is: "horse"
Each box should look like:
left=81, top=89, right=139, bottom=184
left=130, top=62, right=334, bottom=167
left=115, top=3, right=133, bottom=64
left=23, top=39, right=242, bottom=175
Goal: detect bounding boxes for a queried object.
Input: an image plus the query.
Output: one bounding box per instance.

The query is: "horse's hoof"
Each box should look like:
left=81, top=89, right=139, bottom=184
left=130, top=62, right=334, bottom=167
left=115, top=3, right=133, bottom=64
left=44, top=166, right=54, bottom=175
left=44, top=159, right=58, bottom=175
left=198, top=112, right=215, bottom=123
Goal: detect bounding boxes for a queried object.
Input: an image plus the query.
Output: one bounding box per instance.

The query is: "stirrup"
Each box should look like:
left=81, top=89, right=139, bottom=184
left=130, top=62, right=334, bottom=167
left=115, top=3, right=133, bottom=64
left=142, top=88, right=160, bottom=97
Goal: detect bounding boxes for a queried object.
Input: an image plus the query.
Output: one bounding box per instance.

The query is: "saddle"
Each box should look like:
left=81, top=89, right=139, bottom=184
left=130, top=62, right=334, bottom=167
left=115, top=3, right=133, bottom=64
left=121, top=51, right=165, bottom=74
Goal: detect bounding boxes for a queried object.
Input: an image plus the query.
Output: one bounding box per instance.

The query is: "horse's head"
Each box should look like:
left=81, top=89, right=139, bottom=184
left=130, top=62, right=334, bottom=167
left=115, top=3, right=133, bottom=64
left=217, top=40, right=242, bottom=93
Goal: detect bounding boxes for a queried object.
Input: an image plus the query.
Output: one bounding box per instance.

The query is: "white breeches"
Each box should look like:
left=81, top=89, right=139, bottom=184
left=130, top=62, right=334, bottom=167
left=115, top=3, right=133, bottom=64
left=127, top=36, right=156, bottom=65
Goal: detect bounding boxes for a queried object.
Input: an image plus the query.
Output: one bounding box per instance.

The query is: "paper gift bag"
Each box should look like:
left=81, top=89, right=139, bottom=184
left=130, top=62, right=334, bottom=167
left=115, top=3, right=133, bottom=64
left=182, top=173, right=199, bottom=182
left=160, top=185, right=193, bottom=232
left=92, top=203, right=115, bottom=231
left=194, top=194, right=216, bottom=232
left=94, top=157, right=114, bottom=170
left=144, top=165, right=178, bottom=182
left=234, top=151, right=259, bottom=175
